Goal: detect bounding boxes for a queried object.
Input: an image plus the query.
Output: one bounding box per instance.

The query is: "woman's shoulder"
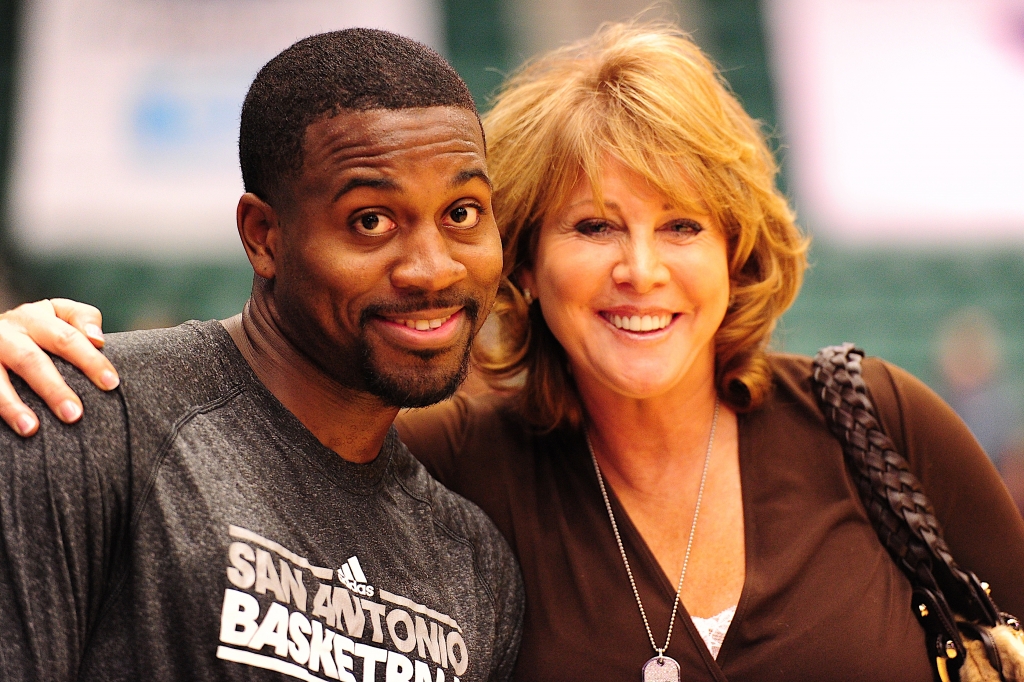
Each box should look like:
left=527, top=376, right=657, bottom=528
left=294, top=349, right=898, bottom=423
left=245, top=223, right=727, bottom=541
left=394, top=391, right=531, bottom=485
left=765, top=350, right=935, bottom=422
left=396, top=390, right=524, bottom=446
left=765, top=349, right=969, bottom=458
left=766, top=349, right=1024, bottom=613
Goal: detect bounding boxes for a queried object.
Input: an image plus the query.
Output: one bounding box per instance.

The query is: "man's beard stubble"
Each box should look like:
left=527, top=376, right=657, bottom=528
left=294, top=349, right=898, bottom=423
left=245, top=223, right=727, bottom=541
left=357, top=298, right=480, bottom=409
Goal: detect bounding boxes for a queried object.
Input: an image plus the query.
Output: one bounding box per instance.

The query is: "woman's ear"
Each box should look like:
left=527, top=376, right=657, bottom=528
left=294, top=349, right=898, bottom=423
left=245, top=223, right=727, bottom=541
left=236, top=193, right=281, bottom=281
left=517, top=268, right=537, bottom=304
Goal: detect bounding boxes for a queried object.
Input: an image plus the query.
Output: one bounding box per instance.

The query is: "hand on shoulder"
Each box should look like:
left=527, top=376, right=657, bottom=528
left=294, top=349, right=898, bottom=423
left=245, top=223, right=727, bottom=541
left=0, top=298, right=119, bottom=436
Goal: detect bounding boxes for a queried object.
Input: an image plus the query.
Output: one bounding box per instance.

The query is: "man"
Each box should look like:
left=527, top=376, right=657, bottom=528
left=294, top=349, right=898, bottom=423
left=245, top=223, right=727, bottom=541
left=0, top=29, right=522, bottom=681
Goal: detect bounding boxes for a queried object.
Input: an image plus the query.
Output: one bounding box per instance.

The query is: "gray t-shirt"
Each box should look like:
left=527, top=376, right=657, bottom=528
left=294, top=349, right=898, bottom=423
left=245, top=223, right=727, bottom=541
left=0, top=320, right=523, bottom=681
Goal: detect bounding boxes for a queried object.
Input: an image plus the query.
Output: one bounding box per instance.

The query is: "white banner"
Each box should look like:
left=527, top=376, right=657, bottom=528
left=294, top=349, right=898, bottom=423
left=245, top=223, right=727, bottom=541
left=10, top=0, right=441, bottom=257
left=765, top=0, right=1024, bottom=244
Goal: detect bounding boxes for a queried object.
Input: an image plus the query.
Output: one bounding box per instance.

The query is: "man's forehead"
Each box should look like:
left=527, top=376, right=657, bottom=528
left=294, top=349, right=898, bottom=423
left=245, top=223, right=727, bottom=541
left=303, top=106, right=486, bottom=166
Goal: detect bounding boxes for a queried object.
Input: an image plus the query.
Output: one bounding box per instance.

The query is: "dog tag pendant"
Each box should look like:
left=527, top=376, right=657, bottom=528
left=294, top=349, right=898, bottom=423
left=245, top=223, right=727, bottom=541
left=642, top=655, right=681, bottom=682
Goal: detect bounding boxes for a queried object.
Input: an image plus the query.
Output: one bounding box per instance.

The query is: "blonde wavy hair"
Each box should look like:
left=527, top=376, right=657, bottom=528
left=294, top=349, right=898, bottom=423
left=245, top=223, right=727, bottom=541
left=472, top=22, right=808, bottom=431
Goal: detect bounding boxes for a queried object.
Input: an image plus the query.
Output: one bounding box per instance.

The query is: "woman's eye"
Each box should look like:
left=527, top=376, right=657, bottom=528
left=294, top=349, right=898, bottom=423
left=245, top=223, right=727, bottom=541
left=444, top=205, right=481, bottom=229
left=354, top=213, right=397, bottom=236
left=669, top=219, right=704, bottom=236
left=575, top=219, right=612, bottom=236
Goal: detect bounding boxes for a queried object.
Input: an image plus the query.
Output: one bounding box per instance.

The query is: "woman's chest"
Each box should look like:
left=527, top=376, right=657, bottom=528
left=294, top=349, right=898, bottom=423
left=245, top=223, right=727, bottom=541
left=499, top=428, right=936, bottom=682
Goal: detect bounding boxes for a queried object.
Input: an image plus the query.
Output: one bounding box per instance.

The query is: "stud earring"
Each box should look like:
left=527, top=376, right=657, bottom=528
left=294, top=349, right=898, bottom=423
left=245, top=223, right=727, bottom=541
left=522, top=288, right=534, bottom=305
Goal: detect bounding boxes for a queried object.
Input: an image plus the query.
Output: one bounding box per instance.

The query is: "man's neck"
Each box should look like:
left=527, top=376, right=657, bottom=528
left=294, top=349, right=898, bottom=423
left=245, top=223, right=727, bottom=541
left=221, top=298, right=399, bottom=464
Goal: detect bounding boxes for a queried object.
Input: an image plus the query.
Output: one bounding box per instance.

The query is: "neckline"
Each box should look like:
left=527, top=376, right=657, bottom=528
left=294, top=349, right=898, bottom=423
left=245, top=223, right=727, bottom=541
left=201, top=319, right=399, bottom=494
left=691, top=604, right=737, bottom=625
left=571, top=415, right=753, bottom=671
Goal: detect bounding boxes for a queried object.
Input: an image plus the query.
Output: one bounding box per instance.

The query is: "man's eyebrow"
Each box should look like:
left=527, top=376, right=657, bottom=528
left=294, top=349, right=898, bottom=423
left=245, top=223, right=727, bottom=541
left=332, top=176, right=400, bottom=203
left=450, top=168, right=492, bottom=190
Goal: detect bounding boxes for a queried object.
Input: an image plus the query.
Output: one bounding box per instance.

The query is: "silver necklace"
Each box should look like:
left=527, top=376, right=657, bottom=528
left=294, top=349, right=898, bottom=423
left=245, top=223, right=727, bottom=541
left=586, top=398, right=720, bottom=682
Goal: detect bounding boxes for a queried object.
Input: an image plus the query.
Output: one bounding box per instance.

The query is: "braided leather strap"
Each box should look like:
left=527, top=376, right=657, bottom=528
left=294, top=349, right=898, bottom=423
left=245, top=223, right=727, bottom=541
left=812, top=345, right=966, bottom=590
left=811, top=346, right=1002, bottom=629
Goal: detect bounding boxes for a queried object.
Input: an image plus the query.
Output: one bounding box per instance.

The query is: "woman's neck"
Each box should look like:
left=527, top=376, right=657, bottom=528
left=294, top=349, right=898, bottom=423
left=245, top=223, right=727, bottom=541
left=577, top=359, right=746, bottom=617
left=577, top=364, right=724, bottom=490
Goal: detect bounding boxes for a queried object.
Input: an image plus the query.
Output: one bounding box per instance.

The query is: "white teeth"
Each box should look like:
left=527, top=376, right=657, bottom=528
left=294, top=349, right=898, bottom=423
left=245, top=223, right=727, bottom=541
left=609, top=313, right=673, bottom=332
left=394, top=315, right=452, bottom=330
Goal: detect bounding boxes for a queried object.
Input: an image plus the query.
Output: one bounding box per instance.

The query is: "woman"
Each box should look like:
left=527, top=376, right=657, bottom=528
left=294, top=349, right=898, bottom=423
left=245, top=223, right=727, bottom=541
left=2, top=23, right=1023, bottom=680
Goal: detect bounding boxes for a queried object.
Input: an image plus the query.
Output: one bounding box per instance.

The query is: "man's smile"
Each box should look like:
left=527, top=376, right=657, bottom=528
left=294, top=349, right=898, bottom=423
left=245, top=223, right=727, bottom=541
left=369, top=307, right=468, bottom=350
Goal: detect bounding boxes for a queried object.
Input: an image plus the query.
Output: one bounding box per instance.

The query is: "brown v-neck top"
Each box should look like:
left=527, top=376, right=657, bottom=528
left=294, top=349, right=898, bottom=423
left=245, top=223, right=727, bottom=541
left=396, top=354, right=1024, bottom=681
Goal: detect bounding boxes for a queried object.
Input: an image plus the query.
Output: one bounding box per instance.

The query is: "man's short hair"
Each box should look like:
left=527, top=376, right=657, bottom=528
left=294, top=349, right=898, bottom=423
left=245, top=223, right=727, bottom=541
left=239, top=28, right=478, bottom=205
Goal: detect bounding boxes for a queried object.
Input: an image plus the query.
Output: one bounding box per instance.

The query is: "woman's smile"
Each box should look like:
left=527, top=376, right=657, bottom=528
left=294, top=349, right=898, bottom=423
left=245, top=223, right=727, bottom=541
left=599, top=310, right=677, bottom=333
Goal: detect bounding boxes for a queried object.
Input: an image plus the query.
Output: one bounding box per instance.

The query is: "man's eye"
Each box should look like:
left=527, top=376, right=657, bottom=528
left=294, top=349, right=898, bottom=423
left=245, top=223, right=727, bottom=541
left=354, top=213, right=397, bottom=235
left=444, top=205, right=481, bottom=229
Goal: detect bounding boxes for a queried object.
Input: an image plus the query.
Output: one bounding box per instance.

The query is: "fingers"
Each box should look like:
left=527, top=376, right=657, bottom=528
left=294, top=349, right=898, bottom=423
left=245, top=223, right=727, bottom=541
left=0, top=299, right=121, bottom=431
left=0, top=365, right=39, bottom=436
left=0, top=315, right=85, bottom=427
left=50, top=298, right=106, bottom=348
left=2, top=300, right=119, bottom=394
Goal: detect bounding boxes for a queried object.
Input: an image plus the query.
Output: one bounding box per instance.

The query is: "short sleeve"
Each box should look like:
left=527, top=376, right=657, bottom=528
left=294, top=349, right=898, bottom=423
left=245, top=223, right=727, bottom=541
left=0, top=364, right=131, bottom=680
left=487, top=558, right=524, bottom=682
left=864, top=358, right=1024, bottom=616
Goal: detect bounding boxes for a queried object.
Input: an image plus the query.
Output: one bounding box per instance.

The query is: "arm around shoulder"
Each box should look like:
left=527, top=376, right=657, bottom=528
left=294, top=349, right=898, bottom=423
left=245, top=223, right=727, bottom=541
left=395, top=394, right=474, bottom=487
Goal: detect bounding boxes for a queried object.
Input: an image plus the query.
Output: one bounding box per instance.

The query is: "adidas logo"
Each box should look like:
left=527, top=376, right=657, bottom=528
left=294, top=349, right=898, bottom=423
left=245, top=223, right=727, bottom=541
left=338, top=556, right=375, bottom=597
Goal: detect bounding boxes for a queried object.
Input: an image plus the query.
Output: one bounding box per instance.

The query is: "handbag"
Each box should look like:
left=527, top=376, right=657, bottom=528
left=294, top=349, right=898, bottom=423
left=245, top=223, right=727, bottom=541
left=811, top=344, right=1024, bottom=682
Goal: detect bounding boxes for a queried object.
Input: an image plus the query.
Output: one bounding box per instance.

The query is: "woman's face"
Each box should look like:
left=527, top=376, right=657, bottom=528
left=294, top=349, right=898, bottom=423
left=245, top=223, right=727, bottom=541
left=520, top=158, right=730, bottom=401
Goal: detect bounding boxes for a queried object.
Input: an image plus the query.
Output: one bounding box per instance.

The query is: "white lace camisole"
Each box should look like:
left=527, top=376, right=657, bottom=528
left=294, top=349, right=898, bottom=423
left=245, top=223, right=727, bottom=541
left=690, top=605, right=736, bottom=659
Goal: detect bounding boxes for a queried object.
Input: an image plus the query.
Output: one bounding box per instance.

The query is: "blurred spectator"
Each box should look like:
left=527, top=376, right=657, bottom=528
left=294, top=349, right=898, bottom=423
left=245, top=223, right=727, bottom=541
left=935, top=308, right=1020, bottom=465
left=934, top=307, right=1024, bottom=516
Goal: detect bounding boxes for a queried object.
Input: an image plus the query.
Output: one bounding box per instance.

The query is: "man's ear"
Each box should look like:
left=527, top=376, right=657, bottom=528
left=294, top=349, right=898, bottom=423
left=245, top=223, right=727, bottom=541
left=237, top=193, right=281, bottom=280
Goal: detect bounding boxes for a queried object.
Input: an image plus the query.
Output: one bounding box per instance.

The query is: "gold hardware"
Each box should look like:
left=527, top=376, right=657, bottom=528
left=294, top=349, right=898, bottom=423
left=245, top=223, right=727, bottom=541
left=945, top=641, right=958, bottom=659
left=918, top=604, right=929, bottom=617
left=981, top=581, right=991, bottom=595
left=936, top=657, right=952, bottom=682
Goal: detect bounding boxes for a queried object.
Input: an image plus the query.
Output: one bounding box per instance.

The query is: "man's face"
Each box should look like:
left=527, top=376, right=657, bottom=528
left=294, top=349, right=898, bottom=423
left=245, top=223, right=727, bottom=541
left=270, top=106, right=502, bottom=407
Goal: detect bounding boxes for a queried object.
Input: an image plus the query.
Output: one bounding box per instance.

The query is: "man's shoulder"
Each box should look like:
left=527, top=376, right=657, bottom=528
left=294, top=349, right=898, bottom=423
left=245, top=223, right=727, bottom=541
left=392, top=438, right=509, bottom=541
left=43, top=320, right=251, bottom=457
left=103, top=319, right=237, bottom=383
left=99, top=319, right=247, bottom=410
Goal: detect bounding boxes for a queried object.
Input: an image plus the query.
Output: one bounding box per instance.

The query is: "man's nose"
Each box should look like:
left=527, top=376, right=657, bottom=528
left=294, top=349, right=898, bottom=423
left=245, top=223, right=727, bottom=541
left=390, top=222, right=468, bottom=292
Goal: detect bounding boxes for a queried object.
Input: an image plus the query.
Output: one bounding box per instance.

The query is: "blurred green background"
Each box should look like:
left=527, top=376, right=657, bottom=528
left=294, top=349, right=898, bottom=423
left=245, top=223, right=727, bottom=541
left=1, top=0, right=1022, bottom=403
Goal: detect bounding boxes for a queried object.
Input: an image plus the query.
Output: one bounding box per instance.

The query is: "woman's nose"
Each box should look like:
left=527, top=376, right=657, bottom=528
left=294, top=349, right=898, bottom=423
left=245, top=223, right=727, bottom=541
left=611, top=235, right=671, bottom=293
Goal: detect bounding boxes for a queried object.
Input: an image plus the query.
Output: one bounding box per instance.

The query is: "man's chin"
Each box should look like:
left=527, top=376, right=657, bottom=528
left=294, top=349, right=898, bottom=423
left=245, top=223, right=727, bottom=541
left=361, top=345, right=471, bottom=409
